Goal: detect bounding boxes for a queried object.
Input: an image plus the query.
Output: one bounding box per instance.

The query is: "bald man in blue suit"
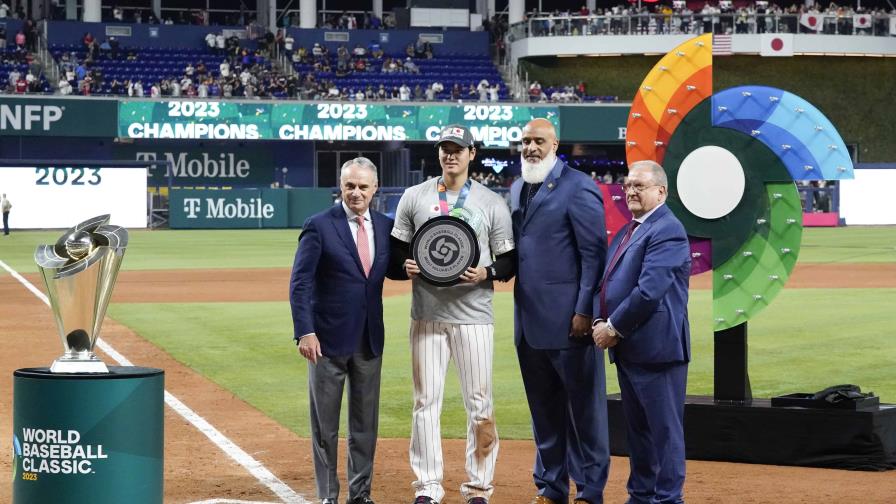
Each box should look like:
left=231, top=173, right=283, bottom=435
left=594, top=160, right=691, bottom=504
left=511, top=119, right=609, bottom=504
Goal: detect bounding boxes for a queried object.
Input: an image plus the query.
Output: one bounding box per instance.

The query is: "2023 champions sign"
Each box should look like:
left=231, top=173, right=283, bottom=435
left=118, top=101, right=561, bottom=145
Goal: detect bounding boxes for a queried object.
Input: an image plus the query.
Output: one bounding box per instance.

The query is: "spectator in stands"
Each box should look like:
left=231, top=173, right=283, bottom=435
left=383, top=13, right=396, bottom=28
left=14, top=30, right=24, bottom=50
left=414, top=84, right=423, bottom=100
left=216, top=31, right=225, bottom=54
left=467, top=83, right=478, bottom=100
left=58, top=77, right=72, bottom=95
left=489, top=83, right=500, bottom=102
left=528, top=80, right=542, bottom=102
left=150, top=82, right=161, bottom=97
left=368, top=40, right=383, bottom=59
left=451, top=83, right=461, bottom=100
left=477, top=79, right=489, bottom=101
left=80, top=75, right=92, bottom=95
left=404, top=57, right=419, bottom=74
left=284, top=33, right=294, bottom=52
left=220, top=59, right=230, bottom=78
left=0, top=27, right=6, bottom=51
left=0, top=2, right=9, bottom=19
left=112, top=5, right=123, bottom=22
left=205, top=31, right=216, bottom=52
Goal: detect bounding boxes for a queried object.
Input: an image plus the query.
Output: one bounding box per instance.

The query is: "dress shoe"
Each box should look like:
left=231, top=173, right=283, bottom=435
left=467, top=498, right=488, bottom=504
left=573, top=500, right=592, bottom=504
left=320, top=499, right=336, bottom=504
left=529, top=496, right=559, bottom=504
left=413, top=496, right=437, bottom=504
left=348, top=496, right=375, bottom=504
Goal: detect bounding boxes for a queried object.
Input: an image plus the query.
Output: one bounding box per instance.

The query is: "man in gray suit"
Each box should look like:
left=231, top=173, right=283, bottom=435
left=290, top=158, right=403, bottom=504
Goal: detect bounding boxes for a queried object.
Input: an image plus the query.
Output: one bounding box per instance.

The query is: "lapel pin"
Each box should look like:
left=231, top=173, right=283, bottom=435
left=547, top=182, right=554, bottom=189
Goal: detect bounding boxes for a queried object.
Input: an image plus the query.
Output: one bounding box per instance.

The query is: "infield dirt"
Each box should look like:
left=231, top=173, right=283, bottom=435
left=2, top=264, right=895, bottom=503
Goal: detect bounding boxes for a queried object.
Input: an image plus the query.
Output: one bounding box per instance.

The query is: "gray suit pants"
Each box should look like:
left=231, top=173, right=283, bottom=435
left=308, top=351, right=382, bottom=501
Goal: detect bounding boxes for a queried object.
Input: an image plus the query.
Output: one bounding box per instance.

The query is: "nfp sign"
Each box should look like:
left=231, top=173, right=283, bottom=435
left=0, top=98, right=118, bottom=137
left=118, top=101, right=560, bottom=145
left=169, top=188, right=288, bottom=228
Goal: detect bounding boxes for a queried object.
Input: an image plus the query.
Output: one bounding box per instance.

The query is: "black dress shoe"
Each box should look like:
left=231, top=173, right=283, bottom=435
left=320, top=499, right=336, bottom=504
left=349, top=495, right=375, bottom=504
left=413, top=497, right=437, bottom=504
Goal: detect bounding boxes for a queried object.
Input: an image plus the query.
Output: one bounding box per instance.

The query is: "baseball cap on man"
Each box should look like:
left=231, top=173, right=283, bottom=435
left=436, top=124, right=474, bottom=149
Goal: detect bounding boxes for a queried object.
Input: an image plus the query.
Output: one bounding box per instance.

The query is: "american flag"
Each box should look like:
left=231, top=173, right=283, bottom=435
left=713, top=34, right=732, bottom=56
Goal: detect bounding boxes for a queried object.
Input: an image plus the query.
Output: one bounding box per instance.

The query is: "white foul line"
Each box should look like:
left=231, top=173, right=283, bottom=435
left=0, top=260, right=308, bottom=504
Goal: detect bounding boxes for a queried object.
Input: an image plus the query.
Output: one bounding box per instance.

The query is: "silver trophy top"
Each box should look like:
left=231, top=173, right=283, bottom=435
left=34, top=215, right=129, bottom=373
left=35, top=214, right=128, bottom=279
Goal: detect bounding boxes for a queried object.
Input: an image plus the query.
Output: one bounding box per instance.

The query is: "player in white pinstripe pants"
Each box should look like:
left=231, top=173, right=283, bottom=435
left=409, top=320, right=497, bottom=503
left=391, top=125, right=516, bottom=504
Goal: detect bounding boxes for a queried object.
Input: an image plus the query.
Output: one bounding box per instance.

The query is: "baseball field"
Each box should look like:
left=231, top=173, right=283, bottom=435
left=2, top=225, right=895, bottom=503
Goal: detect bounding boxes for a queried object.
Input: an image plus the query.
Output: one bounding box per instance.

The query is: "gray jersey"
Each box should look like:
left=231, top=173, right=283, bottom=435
left=392, top=178, right=514, bottom=324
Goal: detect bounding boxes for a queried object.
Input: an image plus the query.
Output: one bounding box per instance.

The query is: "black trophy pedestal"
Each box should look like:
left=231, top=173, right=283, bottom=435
left=608, top=394, right=896, bottom=470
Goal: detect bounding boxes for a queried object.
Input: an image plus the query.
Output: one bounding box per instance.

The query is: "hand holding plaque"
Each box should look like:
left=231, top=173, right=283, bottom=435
left=34, top=215, right=128, bottom=373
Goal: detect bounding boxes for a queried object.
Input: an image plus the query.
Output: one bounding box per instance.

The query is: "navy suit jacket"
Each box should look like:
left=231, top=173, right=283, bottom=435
left=289, top=204, right=393, bottom=357
left=511, top=159, right=607, bottom=349
left=596, top=204, right=691, bottom=364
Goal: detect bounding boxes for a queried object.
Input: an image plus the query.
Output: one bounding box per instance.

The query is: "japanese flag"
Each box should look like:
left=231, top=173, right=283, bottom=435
left=853, top=14, right=872, bottom=29
left=799, top=14, right=822, bottom=32
left=760, top=33, right=794, bottom=57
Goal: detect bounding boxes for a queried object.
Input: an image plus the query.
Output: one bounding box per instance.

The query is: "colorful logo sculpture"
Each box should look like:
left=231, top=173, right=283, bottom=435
left=623, top=33, right=854, bottom=330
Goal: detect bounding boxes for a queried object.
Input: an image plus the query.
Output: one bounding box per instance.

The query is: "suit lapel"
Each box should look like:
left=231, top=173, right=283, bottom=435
left=331, top=204, right=366, bottom=277
left=605, top=205, right=667, bottom=277
left=522, top=159, right=564, bottom=229
left=510, top=179, right=523, bottom=214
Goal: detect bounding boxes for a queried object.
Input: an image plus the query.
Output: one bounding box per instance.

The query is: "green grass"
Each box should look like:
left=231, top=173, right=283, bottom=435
left=798, top=225, right=896, bottom=263
left=7, top=226, right=894, bottom=439
left=2, top=226, right=893, bottom=275
left=0, top=229, right=301, bottom=273
left=108, top=288, right=896, bottom=440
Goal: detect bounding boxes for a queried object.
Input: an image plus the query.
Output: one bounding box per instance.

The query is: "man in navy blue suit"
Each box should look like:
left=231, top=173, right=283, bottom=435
left=510, top=118, right=609, bottom=504
left=290, top=157, right=402, bottom=504
left=593, top=160, right=691, bottom=504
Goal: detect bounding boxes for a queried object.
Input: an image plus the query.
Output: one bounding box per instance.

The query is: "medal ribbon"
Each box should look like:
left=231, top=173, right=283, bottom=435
left=437, top=178, right=472, bottom=216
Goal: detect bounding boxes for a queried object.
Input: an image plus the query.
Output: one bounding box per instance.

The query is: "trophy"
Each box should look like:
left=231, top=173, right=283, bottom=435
left=34, top=215, right=128, bottom=373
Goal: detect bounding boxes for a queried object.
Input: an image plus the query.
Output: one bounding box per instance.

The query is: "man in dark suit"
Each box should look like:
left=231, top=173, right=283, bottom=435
left=290, top=157, right=400, bottom=504
left=593, top=160, right=691, bottom=504
left=510, top=118, right=610, bottom=504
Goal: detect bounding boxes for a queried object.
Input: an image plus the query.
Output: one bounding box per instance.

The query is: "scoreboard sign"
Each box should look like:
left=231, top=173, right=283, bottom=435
left=118, top=101, right=560, bottom=145
left=0, top=166, right=148, bottom=229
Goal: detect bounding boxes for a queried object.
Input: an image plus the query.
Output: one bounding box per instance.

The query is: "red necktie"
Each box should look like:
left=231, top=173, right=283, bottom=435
left=599, top=220, right=640, bottom=318
left=356, top=216, right=372, bottom=277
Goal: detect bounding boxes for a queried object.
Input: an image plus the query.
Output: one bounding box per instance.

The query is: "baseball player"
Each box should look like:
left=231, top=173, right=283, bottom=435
left=390, top=125, right=515, bottom=504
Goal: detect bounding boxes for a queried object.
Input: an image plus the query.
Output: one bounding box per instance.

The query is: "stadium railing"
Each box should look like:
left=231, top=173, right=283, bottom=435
left=510, top=12, right=896, bottom=39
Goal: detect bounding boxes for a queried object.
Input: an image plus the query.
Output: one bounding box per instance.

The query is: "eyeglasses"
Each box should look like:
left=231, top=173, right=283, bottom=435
left=622, top=183, right=661, bottom=194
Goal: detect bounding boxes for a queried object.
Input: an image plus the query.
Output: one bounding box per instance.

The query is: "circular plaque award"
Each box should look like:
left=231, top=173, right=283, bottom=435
left=411, top=216, right=480, bottom=286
